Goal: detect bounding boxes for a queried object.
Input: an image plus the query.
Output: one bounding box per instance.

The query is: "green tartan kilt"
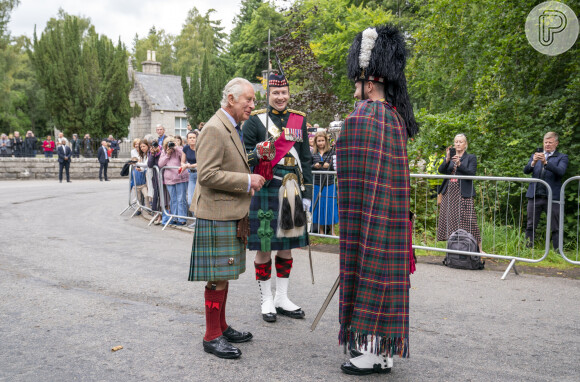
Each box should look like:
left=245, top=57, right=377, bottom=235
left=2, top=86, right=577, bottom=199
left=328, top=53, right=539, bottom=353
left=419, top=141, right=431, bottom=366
left=188, top=218, right=246, bottom=281
left=248, top=167, right=309, bottom=252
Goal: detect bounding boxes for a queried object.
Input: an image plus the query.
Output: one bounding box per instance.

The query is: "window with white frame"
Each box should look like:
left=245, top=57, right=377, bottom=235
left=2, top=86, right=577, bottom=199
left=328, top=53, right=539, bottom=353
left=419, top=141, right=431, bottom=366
left=175, top=117, right=188, bottom=139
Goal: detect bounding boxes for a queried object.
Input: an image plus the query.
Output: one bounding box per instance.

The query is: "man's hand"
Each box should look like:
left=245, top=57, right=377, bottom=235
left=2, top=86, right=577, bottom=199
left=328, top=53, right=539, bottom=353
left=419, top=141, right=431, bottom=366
left=250, top=174, right=265, bottom=192
left=532, top=152, right=545, bottom=166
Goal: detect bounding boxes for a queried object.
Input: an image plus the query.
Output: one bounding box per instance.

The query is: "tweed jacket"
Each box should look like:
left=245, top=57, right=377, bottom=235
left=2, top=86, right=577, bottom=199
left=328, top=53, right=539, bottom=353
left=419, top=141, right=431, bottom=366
left=523, top=150, right=568, bottom=201
left=438, top=152, right=477, bottom=198
left=190, top=109, right=252, bottom=221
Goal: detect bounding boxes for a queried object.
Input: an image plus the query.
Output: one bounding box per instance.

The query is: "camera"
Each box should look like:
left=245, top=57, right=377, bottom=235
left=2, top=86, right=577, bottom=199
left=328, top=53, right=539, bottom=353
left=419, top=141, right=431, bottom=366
left=151, top=141, right=159, bottom=148
left=167, top=141, right=176, bottom=149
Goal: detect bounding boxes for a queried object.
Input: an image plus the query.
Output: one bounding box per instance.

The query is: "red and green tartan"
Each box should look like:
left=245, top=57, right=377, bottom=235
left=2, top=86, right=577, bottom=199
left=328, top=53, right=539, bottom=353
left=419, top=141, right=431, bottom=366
left=336, top=99, right=410, bottom=357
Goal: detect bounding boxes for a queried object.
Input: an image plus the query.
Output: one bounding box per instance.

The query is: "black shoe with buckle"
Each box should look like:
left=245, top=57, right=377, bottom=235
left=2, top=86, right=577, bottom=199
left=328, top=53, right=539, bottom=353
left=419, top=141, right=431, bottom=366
left=340, top=361, right=391, bottom=375
left=222, top=326, right=253, bottom=343
left=262, top=312, right=277, bottom=322
left=275, top=307, right=305, bottom=319
left=276, top=307, right=305, bottom=318
left=203, top=336, right=241, bottom=359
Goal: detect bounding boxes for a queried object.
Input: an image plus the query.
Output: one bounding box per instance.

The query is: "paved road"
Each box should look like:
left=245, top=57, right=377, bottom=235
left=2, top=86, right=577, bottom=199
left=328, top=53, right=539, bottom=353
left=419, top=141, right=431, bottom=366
left=1, top=180, right=579, bottom=381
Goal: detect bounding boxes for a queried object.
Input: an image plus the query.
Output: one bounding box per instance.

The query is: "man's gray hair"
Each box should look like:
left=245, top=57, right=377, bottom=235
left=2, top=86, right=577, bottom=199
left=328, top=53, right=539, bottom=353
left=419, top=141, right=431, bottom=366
left=544, top=131, right=559, bottom=142
left=220, top=78, right=252, bottom=108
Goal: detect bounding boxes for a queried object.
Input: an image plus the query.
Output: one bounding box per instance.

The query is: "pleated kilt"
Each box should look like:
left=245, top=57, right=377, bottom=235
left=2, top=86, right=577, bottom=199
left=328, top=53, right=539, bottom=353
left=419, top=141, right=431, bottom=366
left=248, top=167, right=309, bottom=251
left=188, top=218, right=246, bottom=281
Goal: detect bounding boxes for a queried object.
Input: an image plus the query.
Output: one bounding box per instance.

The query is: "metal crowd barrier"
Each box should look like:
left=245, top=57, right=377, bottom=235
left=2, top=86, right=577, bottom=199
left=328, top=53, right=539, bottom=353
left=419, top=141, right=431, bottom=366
left=309, top=170, right=339, bottom=239
left=559, top=176, right=580, bottom=265
left=156, top=165, right=196, bottom=231
left=119, top=164, right=161, bottom=226
left=411, top=174, right=554, bottom=279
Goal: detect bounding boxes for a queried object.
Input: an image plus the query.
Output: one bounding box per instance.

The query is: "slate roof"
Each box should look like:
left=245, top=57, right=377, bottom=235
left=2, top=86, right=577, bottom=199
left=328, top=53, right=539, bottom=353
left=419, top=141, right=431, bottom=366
left=135, top=72, right=186, bottom=112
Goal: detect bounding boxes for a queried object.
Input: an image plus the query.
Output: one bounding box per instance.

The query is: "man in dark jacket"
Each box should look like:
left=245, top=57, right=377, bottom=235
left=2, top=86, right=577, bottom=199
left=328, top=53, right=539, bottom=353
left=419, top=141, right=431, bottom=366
left=524, top=131, right=568, bottom=250
left=11, top=131, right=23, bottom=157
left=97, top=140, right=110, bottom=181
left=70, top=134, right=81, bottom=158
left=57, top=140, right=72, bottom=183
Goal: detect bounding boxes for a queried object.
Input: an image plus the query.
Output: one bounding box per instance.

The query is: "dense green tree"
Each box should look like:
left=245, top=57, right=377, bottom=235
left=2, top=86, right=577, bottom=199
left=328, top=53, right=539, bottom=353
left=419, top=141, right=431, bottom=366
left=0, top=0, right=50, bottom=135
left=228, top=2, right=284, bottom=80
left=31, top=13, right=131, bottom=138
left=174, top=8, right=227, bottom=76
left=181, top=53, right=227, bottom=126
left=132, top=26, right=175, bottom=74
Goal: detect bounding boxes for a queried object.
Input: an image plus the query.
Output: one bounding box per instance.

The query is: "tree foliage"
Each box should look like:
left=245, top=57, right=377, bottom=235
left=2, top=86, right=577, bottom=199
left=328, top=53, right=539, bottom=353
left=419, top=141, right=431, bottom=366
left=31, top=12, right=131, bottom=138
left=0, top=0, right=49, bottom=135
left=174, top=8, right=227, bottom=76
left=181, top=53, right=227, bottom=126
left=132, top=26, right=175, bottom=74
left=227, top=1, right=285, bottom=80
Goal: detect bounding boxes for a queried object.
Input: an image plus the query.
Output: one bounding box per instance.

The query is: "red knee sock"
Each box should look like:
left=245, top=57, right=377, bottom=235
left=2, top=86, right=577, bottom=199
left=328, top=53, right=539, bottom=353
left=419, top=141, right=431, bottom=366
left=204, top=287, right=225, bottom=341
left=275, top=256, right=293, bottom=278
left=254, top=260, right=272, bottom=281
left=220, top=282, right=229, bottom=332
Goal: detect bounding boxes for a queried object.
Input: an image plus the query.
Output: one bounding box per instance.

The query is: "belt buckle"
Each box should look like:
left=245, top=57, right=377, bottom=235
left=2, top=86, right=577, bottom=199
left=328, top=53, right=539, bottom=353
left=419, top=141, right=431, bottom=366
left=284, top=157, right=296, bottom=166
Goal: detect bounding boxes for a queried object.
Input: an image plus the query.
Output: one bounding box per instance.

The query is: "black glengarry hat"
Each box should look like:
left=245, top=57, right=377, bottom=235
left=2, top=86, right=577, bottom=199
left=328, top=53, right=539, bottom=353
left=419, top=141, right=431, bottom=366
left=268, top=73, right=289, bottom=88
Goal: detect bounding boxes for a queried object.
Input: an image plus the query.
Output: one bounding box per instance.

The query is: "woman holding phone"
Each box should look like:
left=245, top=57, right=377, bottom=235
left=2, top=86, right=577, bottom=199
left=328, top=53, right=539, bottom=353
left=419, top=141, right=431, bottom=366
left=436, top=133, right=482, bottom=251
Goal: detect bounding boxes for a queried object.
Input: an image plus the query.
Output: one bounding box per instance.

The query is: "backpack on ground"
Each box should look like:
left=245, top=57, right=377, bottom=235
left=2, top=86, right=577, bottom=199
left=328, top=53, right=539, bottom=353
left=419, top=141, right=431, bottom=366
left=443, top=229, right=484, bottom=270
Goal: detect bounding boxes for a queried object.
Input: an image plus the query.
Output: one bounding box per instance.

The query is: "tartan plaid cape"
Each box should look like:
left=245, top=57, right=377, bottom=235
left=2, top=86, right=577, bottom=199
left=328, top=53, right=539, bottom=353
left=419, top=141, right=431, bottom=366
left=336, top=99, right=410, bottom=357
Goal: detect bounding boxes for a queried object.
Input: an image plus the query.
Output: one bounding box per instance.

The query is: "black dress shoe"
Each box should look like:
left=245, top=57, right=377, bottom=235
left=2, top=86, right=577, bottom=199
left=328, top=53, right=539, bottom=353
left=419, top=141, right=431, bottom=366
left=276, top=307, right=305, bottom=319
left=222, top=326, right=253, bottom=343
left=262, top=312, right=277, bottom=322
left=203, top=336, right=241, bottom=359
left=340, top=361, right=390, bottom=375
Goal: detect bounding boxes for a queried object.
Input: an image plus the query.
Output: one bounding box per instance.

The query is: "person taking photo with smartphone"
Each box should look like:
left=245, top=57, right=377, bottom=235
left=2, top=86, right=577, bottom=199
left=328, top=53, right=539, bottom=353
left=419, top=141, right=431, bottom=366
left=436, top=133, right=482, bottom=252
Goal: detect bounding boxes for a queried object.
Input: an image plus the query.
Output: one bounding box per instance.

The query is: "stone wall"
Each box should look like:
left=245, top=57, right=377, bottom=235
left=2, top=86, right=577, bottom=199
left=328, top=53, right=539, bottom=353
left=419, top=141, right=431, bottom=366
left=0, top=158, right=127, bottom=180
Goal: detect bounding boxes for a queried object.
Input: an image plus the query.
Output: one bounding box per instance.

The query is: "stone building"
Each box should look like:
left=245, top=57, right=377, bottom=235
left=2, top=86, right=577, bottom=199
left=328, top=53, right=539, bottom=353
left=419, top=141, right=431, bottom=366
left=128, top=51, right=190, bottom=141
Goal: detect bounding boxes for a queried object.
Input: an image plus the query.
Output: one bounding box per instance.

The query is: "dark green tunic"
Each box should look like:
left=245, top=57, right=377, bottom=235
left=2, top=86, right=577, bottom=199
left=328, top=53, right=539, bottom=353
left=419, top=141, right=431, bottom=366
left=242, top=106, right=313, bottom=251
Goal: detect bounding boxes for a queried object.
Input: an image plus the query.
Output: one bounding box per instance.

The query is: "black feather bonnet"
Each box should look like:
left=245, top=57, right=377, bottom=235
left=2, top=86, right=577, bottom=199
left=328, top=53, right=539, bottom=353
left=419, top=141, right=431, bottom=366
left=347, top=24, right=418, bottom=137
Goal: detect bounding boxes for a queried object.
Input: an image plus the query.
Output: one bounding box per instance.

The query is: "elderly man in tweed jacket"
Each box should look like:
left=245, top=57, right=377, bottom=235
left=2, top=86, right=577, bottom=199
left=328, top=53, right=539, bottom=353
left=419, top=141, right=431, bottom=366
left=187, top=77, right=265, bottom=359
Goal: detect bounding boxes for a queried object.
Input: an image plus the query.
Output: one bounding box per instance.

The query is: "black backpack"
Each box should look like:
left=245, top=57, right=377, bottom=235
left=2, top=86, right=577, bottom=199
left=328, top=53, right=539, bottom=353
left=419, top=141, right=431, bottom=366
left=443, top=229, right=484, bottom=270
left=120, top=161, right=133, bottom=177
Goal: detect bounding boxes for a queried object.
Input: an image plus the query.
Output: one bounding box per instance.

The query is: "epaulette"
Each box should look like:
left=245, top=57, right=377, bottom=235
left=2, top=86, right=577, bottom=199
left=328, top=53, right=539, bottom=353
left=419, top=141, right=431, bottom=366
left=288, top=109, right=306, bottom=117
left=251, top=109, right=267, bottom=116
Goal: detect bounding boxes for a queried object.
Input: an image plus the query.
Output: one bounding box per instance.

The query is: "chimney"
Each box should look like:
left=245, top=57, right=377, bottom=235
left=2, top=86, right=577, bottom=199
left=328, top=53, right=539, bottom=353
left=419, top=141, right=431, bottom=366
left=142, top=50, right=161, bottom=75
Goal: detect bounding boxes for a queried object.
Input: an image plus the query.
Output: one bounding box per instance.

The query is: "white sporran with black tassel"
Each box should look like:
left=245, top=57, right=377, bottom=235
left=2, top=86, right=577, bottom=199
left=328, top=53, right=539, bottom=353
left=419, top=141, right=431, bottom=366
left=277, top=174, right=306, bottom=238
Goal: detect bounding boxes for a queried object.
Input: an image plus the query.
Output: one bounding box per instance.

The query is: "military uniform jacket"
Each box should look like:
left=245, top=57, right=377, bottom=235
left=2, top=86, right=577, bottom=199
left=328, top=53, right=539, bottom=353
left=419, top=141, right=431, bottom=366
left=242, top=106, right=313, bottom=199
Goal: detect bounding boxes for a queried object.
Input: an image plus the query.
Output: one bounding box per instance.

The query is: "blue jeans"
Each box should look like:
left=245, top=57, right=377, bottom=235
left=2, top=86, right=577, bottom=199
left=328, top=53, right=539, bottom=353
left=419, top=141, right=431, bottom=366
left=44, top=151, right=53, bottom=158
left=166, top=182, right=188, bottom=223
left=187, top=170, right=197, bottom=211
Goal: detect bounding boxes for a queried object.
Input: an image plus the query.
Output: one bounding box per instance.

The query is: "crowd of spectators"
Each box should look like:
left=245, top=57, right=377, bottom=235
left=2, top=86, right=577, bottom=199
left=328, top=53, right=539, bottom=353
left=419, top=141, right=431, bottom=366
left=0, top=130, right=122, bottom=159
left=131, top=124, right=200, bottom=228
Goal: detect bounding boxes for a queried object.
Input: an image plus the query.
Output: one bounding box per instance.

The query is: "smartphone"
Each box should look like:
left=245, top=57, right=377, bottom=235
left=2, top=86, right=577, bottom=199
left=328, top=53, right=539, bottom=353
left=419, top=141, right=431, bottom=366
left=449, top=147, right=456, bottom=157
left=535, top=147, right=543, bottom=153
